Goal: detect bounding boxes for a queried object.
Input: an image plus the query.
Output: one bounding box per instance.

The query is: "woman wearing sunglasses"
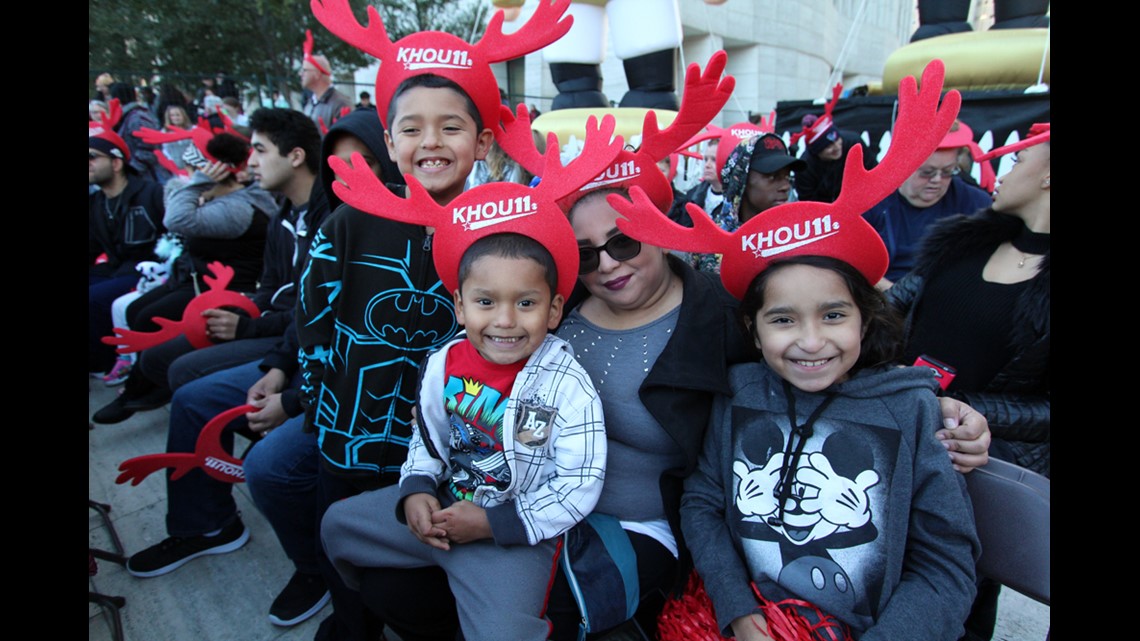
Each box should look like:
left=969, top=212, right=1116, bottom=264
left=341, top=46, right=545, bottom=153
left=537, top=185, right=753, bottom=638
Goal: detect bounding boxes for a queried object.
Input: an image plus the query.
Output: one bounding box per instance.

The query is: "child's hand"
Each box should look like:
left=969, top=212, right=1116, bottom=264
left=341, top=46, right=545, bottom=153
left=431, top=500, right=492, bottom=544
left=403, top=493, right=450, bottom=550
left=730, top=613, right=775, bottom=641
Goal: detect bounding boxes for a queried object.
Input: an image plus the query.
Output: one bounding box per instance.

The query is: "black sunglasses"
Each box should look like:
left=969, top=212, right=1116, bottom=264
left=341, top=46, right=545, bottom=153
left=578, top=234, right=642, bottom=275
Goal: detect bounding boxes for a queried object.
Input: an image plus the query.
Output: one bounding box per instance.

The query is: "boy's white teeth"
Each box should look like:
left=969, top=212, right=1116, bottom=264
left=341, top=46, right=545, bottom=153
left=419, top=159, right=448, bottom=168
left=490, top=336, right=520, bottom=343
left=794, top=358, right=828, bottom=367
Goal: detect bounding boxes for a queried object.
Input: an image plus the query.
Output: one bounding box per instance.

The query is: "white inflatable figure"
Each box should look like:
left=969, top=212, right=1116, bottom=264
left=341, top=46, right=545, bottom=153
left=495, top=0, right=722, bottom=110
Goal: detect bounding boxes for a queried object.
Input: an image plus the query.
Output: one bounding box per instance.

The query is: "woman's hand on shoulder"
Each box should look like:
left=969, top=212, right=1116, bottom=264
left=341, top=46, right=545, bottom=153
left=935, top=396, right=991, bottom=473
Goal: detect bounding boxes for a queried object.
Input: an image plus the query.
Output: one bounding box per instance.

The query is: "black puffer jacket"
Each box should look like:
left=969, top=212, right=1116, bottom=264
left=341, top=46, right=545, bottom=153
left=889, top=209, right=1049, bottom=475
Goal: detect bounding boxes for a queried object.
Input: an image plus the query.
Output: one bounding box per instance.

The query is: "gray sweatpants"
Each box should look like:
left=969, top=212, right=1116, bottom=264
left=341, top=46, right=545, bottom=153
left=321, top=485, right=561, bottom=641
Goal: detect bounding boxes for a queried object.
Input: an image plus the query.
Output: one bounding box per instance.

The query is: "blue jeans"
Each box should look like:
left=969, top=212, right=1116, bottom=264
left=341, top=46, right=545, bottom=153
left=244, top=415, right=320, bottom=574
left=139, top=334, right=283, bottom=392
left=89, top=272, right=138, bottom=373
left=165, top=360, right=259, bottom=537
left=165, top=361, right=318, bottom=579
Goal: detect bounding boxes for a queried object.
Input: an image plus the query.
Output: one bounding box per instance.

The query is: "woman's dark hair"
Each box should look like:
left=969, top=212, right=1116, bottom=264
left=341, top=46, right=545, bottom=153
left=205, top=133, right=252, bottom=168
left=156, top=83, right=192, bottom=123
left=457, top=233, right=557, bottom=297
left=565, top=187, right=626, bottom=222
left=107, top=82, right=136, bottom=104
left=136, top=85, right=156, bottom=105
left=738, top=255, right=902, bottom=372
left=387, top=74, right=482, bottom=132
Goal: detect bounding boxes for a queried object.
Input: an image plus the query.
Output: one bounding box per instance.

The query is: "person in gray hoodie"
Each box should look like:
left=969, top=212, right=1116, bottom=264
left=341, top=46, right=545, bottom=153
left=681, top=254, right=979, bottom=641
left=94, top=131, right=279, bottom=424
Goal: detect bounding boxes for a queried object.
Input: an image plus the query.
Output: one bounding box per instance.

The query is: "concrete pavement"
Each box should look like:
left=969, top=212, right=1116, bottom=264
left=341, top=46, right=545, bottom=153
left=89, top=376, right=1049, bottom=641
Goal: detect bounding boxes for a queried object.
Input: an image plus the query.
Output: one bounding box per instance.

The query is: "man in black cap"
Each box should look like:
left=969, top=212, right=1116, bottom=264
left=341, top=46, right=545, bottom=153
left=89, top=125, right=165, bottom=376
left=728, top=132, right=807, bottom=223
left=689, top=133, right=807, bottom=273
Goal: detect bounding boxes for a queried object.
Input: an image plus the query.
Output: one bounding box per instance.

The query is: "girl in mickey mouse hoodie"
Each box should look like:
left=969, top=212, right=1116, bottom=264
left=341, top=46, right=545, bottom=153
left=680, top=254, right=979, bottom=641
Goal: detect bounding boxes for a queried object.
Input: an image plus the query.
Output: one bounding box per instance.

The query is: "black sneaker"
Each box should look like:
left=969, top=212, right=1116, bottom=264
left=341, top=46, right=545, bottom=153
left=92, top=394, right=136, bottom=424
left=268, top=571, right=331, bottom=627
left=126, top=518, right=249, bottom=578
left=122, top=387, right=173, bottom=411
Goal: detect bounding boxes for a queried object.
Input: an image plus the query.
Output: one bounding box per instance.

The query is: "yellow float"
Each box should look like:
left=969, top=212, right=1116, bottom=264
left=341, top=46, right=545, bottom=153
left=881, top=28, right=1050, bottom=93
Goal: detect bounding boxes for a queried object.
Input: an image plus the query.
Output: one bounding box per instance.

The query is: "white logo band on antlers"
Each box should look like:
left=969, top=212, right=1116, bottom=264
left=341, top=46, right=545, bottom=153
left=609, top=59, right=961, bottom=299
left=327, top=114, right=623, bottom=301
left=311, top=0, right=574, bottom=133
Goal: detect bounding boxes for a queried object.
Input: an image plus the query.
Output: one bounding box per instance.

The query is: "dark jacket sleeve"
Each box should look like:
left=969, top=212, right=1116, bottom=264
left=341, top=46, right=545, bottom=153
left=235, top=209, right=296, bottom=340
left=947, top=387, right=1050, bottom=444
left=680, top=391, right=758, bottom=635
left=860, top=391, right=980, bottom=641
left=236, top=306, right=294, bottom=340
left=249, top=210, right=291, bottom=312
left=296, top=217, right=341, bottom=424
left=885, top=271, right=921, bottom=316
left=258, top=317, right=304, bottom=418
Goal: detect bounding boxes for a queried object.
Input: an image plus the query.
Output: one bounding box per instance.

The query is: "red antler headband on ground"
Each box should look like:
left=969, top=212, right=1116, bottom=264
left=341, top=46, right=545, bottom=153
left=303, top=29, right=331, bottom=75
left=975, top=123, right=1050, bottom=162
left=117, top=404, right=255, bottom=486
left=609, top=59, right=960, bottom=299
left=312, top=0, right=573, bottom=133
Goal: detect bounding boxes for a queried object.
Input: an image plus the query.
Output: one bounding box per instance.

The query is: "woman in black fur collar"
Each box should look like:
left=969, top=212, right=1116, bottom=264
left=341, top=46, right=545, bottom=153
left=889, top=124, right=1050, bottom=478
left=888, top=125, right=1048, bottom=641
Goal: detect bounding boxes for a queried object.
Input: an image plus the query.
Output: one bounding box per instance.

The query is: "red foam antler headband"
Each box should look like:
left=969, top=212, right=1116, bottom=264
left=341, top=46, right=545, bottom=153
left=609, top=59, right=961, bottom=299
left=975, top=122, right=1050, bottom=162
left=679, top=116, right=775, bottom=185
left=133, top=108, right=248, bottom=174
left=303, top=29, right=331, bottom=75
left=328, top=113, right=623, bottom=301
left=495, top=51, right=734, bottom=216
left=318, top=105, right=353, bottom=136
left=789, top=83, right=842, bottom=149
left=89, top=98, right=132, bottom=162
left=312, top=0, right=573, bottom=133
left=102, top=262, right=261, bottom=353
left=117, top=404, right=254, bottom=486
left=936, top=120, right=995, bottom=192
